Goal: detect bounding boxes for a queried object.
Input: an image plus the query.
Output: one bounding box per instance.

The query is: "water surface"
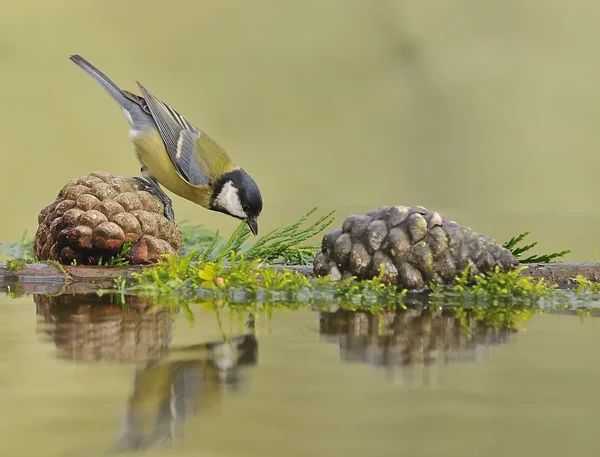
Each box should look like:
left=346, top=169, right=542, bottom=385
left=0, top=292, right=599, bottom=457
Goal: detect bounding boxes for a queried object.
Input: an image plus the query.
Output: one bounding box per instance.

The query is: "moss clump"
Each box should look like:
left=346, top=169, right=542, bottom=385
left=116, top=209, right=575, bottom=307
left=122, top=249, right=570, bottom=311
left=432, top=264, right=557, bottom=299
left=5, top=257, right=35, bottom=271
left=571, top=275, right=600, bottom=296
left=127, top=251, right=405, bottom=308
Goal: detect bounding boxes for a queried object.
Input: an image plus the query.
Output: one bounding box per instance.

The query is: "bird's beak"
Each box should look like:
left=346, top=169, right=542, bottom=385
left=246, top=216, right=259, bottom=236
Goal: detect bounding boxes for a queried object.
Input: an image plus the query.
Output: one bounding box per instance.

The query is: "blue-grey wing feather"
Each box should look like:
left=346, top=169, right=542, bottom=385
left=136, top=82, right=209, bottom=185
left=177, top=130, right=210, bottom=185
left=135, top=82, right=190, bottom=152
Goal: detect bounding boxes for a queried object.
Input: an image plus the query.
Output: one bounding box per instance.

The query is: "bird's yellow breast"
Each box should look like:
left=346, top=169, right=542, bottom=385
left=130, top=128, right=211, bottom=207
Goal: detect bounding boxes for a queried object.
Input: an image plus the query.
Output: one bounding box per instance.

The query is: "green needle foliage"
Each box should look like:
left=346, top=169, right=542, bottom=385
left=178, top=221, right=229, bottom=256
left=1, top=207, right=333, bottom=268
left=180, top=206, right=335, bottom=265
left=1, top=231, right=34, bottom=260
left=97, top=240, right=132, bottom=267
left=503, top=230, right=571, bottom=263
left=241, top=207, right=335, bottom=264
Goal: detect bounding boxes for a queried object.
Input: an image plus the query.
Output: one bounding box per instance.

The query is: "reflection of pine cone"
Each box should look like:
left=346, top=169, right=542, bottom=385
left=314, top=205, right=518, bottom=289
left=319, top=309, right=517, bottom=368
left=34, top=171, right=182, bottom=265
left=34, top=293, right=174, bottom=363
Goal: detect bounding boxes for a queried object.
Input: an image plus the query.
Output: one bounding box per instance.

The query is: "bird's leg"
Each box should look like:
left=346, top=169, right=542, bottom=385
left=133, top=169, right=175, bottom=222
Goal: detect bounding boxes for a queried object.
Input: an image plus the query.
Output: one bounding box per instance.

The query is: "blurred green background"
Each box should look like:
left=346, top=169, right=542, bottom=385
left=1, top=0, right=598, bottom=260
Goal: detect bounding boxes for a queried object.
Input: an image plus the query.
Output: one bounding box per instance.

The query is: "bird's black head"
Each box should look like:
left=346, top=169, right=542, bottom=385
left=210, top=168, right=263, bottom=235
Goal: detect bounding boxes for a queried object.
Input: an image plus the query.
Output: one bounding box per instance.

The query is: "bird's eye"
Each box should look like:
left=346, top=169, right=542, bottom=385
left=242, top=205, right=250, bottom=213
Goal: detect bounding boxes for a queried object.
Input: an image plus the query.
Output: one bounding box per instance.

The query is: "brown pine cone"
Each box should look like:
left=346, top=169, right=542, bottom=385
left=313, top=205, right=518, bottom=289
left=34, top=171, right=183, bottom=265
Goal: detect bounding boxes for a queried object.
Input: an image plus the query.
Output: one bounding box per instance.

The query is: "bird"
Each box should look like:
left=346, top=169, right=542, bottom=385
left=69, top=54, right=263, bottom=236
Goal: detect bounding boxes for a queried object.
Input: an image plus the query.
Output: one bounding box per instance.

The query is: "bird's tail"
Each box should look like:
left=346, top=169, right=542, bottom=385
left=70, top=54, right=131, bottom=108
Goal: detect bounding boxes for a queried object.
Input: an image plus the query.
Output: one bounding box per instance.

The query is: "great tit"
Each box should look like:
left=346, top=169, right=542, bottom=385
left=69, top=54, right=263, bottom=235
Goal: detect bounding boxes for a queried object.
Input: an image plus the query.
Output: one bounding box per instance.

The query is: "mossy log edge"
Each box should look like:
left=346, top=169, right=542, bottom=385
left=1, top=261, right=599, bottom=296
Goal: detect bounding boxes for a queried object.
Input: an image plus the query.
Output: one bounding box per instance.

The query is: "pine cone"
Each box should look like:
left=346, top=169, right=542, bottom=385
left=34, top=171, right=183, bottom=265
left=313, top=205, right=518, bottom=289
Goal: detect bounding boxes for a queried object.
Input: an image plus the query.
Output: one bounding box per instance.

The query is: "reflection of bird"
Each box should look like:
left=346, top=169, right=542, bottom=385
left=112, top=334, right=258, bottom=452
left=69, top=55, right=263, bottom=235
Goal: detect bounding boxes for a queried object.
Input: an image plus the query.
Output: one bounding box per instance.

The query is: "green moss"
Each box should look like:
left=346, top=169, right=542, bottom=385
left=430, top=263, right=557, bottom=299
left=5, top=257, right=35, bottom=271
left=125, top=250, right=404, bottom=308
left=572, top=275, right=600, bottom=296
left=121, top=218, right=572, bottom=306
left=41, top=260, right=71, bottom=278
left=122, top=253, right=576, bottom=313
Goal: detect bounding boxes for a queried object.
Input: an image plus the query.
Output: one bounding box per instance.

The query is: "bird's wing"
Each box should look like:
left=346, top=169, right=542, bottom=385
left=176, top=129, right=238, bottom=185
left=135, top=82, right=236, bottom=186
left=194, top=131, right=238, bottom=181
left=122, top=90, right=152, bottom=115
left=176, top=129, right=210, bottom=185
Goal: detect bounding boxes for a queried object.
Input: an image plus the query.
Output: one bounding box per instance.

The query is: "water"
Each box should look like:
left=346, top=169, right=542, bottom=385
left=1, top=291, right=599, bottom=457
left=2, top=5, right=600, bottom=453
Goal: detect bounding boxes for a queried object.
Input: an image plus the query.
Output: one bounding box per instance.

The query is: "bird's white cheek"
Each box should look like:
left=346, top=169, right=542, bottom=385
left=215, top=181, right=246, bottom=218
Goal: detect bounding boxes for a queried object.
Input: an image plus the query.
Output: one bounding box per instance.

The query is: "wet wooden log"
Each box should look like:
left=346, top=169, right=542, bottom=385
left=1, top=261, right=599, bottom=295
left=520, top=262, right=600, bottom=287
left=0, top=262, right=144, bottom=295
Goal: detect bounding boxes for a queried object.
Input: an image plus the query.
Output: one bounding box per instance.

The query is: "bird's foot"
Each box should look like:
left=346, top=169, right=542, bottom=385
left=133, top=177, right=175, bottom=222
